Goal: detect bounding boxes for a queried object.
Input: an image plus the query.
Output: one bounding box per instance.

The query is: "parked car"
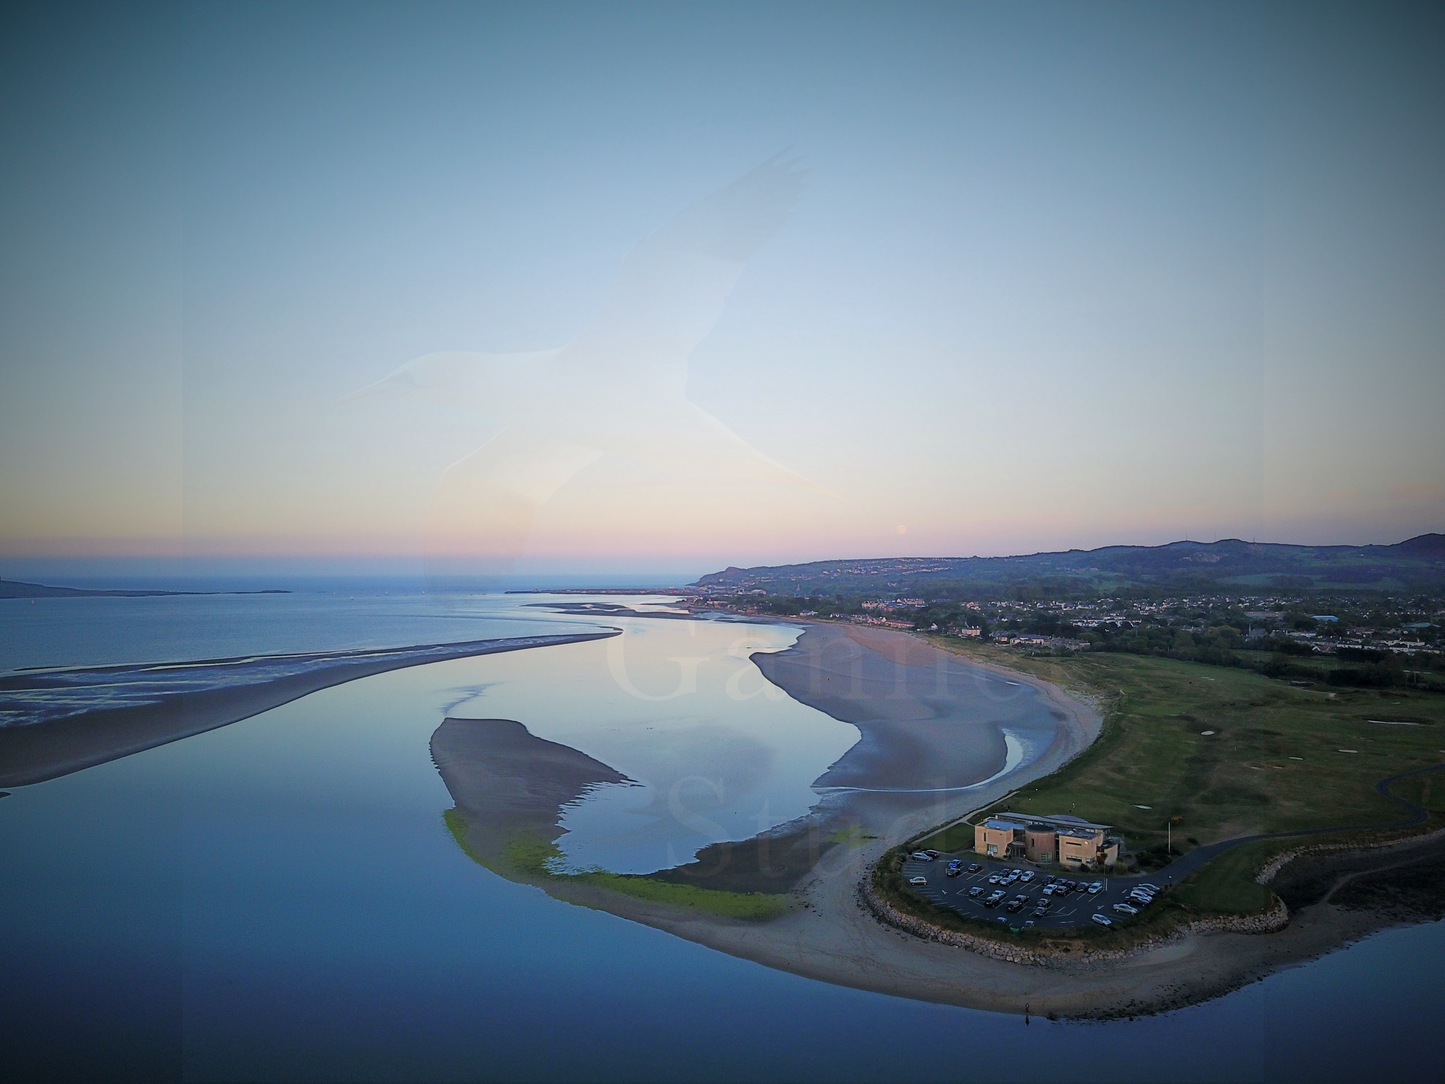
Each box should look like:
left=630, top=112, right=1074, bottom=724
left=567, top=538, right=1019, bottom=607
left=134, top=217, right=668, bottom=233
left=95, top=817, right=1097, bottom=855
left=1037, top=898, right=1052, bottom=909
left=968, top=886, right=983, bottom=897
left=1092, top=914, right=1113, bottom=927
left=924, top=849, right=941, bottom=858
left=1088, top=881, right=1104, bottom=894
left=946, top=860, right=963, bottom=877
left=909, top=852, right=933, bottom=861
left=1006, top=900, right=1026, bottom=913
left=968, top=863, right=983, bottom=873
left=1112, top=902, right=1139, bottom=915
left=1032, top=906, right=1048, bottom=918
left=988, top=873, right=1002, bottom=884
left=1042, top=884, right=1056, bottom=896
left=985, top=890, right=1005, bottom=907
left=1139, top=883, right=1160, bottom=893
left=1022, top=920, right=1036, bottom=929
left=909, top=876, right=928, bottom=886
left=1020, top=870, right=1035, bottom=883
left=1129, top=890, right=1155, bottom=903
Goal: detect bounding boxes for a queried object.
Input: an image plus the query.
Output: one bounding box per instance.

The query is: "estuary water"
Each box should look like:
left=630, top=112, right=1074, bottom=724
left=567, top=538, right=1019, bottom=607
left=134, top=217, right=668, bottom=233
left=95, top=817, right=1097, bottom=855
left=2, top=586, right=1442, bottom=1082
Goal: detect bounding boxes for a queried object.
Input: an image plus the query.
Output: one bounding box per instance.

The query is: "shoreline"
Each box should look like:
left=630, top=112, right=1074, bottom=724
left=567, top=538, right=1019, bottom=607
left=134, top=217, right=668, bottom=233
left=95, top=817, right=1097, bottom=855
left=510, top=622, right=1121, bottom=1013
left=521, top=621, right=1443, bottom=1018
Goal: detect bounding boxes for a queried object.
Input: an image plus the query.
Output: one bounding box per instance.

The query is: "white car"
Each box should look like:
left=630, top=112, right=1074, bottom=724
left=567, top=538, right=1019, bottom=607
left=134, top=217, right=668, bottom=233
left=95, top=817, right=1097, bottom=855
left=1020, top=871, right=1035, bottom=883
left=909, top=852, right=934, bottom=861
left=1113, top=902, right=1139, bottom=915
left=1092, top=914, right=1113, bottom=927
left=909, top=876, right=928, bottom=886
left=1139, top=883, right=1161, bottom=893
left=1088, top=881, right=1104, bottom=894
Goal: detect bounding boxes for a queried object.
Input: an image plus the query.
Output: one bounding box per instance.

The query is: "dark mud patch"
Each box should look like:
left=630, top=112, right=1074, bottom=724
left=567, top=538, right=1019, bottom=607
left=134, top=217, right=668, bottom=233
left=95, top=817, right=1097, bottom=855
left=1274, top=834, right=1445, bottom=920
left=647, top=822, right=841, bottom=894
left=432, top=717, right=632, bottom=856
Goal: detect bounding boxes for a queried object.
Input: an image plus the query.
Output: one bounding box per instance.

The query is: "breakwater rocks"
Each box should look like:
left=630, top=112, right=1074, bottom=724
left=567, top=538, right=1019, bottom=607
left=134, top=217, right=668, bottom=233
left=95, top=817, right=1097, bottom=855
left=1256, top=824, right=1445, bottom=887
left=860, top=874, right=1288, bottom=970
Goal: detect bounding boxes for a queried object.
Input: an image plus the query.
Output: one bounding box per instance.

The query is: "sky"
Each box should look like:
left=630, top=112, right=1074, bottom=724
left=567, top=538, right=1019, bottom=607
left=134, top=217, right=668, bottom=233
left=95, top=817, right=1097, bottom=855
left=2, top=1, right=1443, bottom=579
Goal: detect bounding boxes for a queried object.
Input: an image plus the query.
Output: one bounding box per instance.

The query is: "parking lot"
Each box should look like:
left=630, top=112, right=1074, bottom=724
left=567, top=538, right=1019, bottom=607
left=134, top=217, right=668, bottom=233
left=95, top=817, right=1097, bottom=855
left=901, top=851, right=1174, bottom=931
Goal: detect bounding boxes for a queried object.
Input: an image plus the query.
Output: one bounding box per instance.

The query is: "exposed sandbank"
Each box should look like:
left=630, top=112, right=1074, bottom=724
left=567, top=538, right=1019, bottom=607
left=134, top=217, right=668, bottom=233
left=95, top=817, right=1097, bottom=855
left=0, top=632, right=618, bottom=787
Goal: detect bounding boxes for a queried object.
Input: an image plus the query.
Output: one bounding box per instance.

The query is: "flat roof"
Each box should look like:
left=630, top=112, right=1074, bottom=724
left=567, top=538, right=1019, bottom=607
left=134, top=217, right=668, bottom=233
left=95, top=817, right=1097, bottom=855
left=981, top=817, right=1027, bottom=831
left=999, top=811, right=1111, bottom=832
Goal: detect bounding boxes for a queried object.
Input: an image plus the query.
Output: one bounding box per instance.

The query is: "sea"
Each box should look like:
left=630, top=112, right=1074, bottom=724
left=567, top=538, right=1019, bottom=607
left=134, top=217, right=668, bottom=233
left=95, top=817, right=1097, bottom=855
left=2, top=582, right=1442, bottom=1083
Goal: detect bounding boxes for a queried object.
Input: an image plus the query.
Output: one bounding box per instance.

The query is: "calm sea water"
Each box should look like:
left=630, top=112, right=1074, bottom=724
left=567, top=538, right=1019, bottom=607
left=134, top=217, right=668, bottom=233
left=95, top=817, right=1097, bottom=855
left=2, top=587, right=1441, bottom=1082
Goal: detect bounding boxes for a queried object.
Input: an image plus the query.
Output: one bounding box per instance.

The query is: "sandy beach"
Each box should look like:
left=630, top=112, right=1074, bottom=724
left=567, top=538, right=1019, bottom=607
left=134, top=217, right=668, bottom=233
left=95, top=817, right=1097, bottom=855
left=441, top=621, right=1127, bottom=1013
left=458, top=621, right=1443, bottom=1018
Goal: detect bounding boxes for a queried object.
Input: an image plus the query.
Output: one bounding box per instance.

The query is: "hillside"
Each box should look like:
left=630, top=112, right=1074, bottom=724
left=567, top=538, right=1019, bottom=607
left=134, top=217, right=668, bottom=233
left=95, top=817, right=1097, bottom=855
left=692, top=534, right=1445, bottom=598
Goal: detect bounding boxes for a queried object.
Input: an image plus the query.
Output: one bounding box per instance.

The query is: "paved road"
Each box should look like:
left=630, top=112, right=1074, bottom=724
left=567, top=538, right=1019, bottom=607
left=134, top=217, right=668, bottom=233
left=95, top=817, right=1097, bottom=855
left=903, top=762, right=1445, bottom=930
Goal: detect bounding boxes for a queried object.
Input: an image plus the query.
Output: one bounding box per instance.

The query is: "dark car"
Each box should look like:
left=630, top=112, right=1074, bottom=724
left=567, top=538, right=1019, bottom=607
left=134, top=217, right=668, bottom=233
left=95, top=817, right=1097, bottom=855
left=968, top=863, right=983, bottom=873
left=968, top=886, right=983, bottom=897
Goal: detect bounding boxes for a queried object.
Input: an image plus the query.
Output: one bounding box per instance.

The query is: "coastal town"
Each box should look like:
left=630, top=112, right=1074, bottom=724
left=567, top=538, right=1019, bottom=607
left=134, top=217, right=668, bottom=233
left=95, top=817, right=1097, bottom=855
left=695, top=587, right=1443, bottom=690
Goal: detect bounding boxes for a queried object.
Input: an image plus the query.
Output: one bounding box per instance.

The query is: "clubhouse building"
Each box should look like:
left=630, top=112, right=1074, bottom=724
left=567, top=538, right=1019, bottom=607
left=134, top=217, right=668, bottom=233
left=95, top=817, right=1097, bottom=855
left=973, top=812, right=1122, bottom=870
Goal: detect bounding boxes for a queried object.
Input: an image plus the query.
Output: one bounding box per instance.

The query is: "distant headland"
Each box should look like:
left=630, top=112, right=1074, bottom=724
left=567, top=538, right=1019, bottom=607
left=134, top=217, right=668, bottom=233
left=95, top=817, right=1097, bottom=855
left=692, top=533, right=1445, bottom=597
left=0, top=578, right=290, bottom=599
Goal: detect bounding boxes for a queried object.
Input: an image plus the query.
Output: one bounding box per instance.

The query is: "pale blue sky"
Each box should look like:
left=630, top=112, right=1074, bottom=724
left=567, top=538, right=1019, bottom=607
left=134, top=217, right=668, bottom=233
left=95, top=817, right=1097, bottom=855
left=2, top=1, right=1442, bottom=576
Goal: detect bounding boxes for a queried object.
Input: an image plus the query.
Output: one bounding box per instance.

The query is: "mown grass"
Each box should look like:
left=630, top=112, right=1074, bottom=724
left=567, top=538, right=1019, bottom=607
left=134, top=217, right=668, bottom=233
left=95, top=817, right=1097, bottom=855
left=445, top=811, right=788, bottom=921
left=929, top=641, right=1445, bottom=849
left=913, top=638, right=1445, bottom=923
left=1170, top=841, right=1277, bottom=914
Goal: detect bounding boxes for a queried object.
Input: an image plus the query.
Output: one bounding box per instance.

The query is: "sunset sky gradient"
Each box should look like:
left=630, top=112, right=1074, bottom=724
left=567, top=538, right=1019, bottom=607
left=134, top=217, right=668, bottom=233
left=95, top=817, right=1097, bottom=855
left=2, top=2, right=1442, bottom=579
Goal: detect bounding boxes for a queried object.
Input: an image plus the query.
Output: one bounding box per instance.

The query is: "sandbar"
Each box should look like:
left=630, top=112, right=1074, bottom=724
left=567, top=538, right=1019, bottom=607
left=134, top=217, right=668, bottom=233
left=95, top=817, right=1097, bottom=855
left=0, top=632, right=619, bottom=787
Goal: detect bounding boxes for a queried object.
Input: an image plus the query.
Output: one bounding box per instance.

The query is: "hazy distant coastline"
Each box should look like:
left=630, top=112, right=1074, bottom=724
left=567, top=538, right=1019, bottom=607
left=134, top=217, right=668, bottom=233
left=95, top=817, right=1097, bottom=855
left=0, top=577, right=290, bottom=599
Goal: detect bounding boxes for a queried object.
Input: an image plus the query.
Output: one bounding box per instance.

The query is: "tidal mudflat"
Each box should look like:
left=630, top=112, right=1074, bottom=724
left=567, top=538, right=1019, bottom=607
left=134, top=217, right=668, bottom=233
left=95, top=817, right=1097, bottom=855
left=434, top=612, right=1103, bottom=1001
